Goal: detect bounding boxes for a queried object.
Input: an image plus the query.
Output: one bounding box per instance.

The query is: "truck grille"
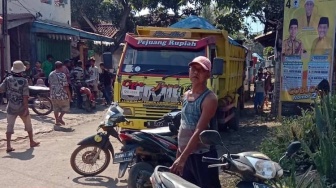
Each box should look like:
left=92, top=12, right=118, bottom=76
left=134, top=107, right=173, bottom=119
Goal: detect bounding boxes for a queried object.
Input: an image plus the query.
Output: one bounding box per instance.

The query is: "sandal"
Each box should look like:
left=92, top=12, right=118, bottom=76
left=6, top=148, right=15, bottom=153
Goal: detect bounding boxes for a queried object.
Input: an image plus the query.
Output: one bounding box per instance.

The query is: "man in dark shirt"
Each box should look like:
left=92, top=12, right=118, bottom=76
left=70, top=60, right=85, bottom=108
left=99, top=63, right=114, bottom=105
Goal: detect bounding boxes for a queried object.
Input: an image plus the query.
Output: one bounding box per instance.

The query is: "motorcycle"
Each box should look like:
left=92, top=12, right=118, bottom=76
left=114, top=111, right=181, bottom=188
left=0, top=70, right=53, bottom=115
left=80, top=79, right=96, bottom=112
left=150, top=130, right=302, bottom=188
left=70, top=103, right=179, bottom=177
left=28, top=86, right=53, bottom=115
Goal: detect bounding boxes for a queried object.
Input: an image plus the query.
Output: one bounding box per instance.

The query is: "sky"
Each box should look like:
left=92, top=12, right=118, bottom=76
left=138, top=9, right=265, bottom=34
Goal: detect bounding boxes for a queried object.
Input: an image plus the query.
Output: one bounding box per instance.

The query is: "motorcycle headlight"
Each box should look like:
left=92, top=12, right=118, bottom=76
left=246, top=156, right=276, bottom=179
left=104, top=110, right=117, bottom=125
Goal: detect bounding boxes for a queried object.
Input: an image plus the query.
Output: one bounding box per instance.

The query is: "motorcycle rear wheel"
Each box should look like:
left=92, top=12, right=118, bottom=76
left=128, top=162, right=154, bottom=188
left=70, top=145, right=111, bottom=176
left=31, top=96, right=53, bottom=115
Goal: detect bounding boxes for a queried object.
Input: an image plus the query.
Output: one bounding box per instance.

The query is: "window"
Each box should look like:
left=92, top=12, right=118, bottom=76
left=120, top=45, right=206, bottom=75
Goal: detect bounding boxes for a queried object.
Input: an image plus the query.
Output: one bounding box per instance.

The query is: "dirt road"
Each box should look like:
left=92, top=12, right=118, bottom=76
left=0, top=118, right=127, bottom=188
left=0, top=102, right=280, bottom=188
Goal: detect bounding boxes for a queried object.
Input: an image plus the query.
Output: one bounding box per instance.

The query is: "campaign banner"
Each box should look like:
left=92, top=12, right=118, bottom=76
left=280, top=0, right=336, bottom=102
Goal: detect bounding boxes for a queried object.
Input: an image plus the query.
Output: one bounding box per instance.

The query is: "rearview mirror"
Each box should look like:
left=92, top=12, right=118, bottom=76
left=212, top=58, right=224, bottom=76
left=285, top=141, right=301, bottom=158
left=199, top=130, right=223, bottom=146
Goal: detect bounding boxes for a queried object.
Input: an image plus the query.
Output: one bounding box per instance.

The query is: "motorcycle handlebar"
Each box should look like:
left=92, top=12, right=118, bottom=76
left=202, top=157, right=223, bottom=164
left=124, top=117, right=130, bottom=123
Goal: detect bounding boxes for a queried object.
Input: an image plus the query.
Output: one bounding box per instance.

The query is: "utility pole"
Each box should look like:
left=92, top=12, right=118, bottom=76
left=1, top=0, right=7, bottom=79
left=271, top=20, right=282, bottom=118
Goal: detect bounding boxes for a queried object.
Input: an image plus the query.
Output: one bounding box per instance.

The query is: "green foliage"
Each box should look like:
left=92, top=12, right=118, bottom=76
left=307, top=96, right=336, bottom=186
left=260, top=95, right=336, bottom=187
left=263, top=47, right=274, bottom=57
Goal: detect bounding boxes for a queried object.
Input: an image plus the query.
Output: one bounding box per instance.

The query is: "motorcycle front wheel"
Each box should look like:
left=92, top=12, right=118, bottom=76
left=31, top=96, right=53, bottom=115
left=128, top=162, right=154, bottom=188
left=70, top=145, right=111, bottom=176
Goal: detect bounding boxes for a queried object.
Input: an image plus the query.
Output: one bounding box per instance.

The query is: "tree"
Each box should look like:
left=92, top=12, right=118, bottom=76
left=71, top=0, right=284, bottom=53
left=247, top=0, right=284, bottom=33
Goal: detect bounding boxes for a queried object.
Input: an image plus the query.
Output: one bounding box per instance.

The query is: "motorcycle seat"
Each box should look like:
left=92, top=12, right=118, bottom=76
left=29, top=86, right=49, bottom=91
left=28, top=86, right=50, bottom=96
left=160, top=172, right=200, bottom=188
left=141, top=126, right=174, bottom=137
left=155, top=134, right=177, bottom=146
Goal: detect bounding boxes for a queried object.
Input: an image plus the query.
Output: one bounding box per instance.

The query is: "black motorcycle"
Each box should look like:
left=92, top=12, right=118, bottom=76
left=114, top=111, right=181, bottom=188
left=150, top=130, right=303, bottom=188
left=70, top=103, right=179, bottom=177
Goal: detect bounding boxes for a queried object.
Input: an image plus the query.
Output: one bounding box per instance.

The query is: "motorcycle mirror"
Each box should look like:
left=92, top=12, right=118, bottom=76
left=199, top=130, right=223, bottom=146
left=285, top=141, right=301, bottom=158
left=97, top=123, right=104, bottom=131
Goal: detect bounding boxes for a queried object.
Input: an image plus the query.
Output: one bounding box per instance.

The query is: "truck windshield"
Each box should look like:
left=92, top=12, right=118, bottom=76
left=120, top=45, right=206, bottom=75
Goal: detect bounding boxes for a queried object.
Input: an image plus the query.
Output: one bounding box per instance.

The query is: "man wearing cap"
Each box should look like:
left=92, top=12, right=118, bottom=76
left=0, top=60, right=40, bottom=152
left=311, top=17, right=332, bottom=57
left=170, top=56, right=220, bottom=188
left=297, top=0, right=319, bottom=30
left=49, top=61, right=71, bottom=126
left=282, top=18, right=306, bottom=57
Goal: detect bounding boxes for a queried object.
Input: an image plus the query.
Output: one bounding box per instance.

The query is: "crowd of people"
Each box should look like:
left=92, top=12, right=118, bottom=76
left=20, top=54, right=115, bottom=109
left=0, top=55, right=115, bottom=152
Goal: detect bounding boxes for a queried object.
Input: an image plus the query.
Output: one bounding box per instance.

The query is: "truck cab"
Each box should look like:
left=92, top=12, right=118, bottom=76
left=114, top=17, right=245, bottom=130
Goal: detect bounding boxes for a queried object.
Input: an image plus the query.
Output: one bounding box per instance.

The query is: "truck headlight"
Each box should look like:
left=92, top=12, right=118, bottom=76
left=246, top=156, right=276, bottom=179
left=122, top=107, right=133, bottom=115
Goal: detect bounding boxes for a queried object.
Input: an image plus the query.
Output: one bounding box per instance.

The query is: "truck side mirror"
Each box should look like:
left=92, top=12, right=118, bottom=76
left=102, top=52, right=113, bottom=69
left=212, top=58, right=224, bottom=76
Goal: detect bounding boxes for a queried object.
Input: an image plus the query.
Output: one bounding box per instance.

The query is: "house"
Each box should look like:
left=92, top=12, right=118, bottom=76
left=0, top=0, right=113, bottom=73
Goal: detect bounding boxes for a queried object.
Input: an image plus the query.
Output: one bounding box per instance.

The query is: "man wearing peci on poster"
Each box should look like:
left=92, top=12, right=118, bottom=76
left=282, top=19, right=307, bottom=60
left=311, top=17, right=332, bottom=60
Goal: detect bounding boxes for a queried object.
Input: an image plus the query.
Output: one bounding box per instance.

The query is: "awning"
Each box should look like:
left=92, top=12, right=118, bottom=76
left=254, top=31, right=277, bottom=47
left=0, top=13, right=35, bottom=29
left=31, top=21, right=113, bottom=42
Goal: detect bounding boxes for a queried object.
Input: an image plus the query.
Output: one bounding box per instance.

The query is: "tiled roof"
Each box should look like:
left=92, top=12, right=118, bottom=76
left=97, top=24, right=118, bottom=38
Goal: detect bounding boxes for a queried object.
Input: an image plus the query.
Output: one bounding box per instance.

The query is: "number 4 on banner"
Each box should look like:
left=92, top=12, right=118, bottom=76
left=287, top=0, right=299, bottom=9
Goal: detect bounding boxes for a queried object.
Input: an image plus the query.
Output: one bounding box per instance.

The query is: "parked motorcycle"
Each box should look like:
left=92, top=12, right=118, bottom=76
left=150, top=130, right=302, bottom=188
left=114, top=111, right=181, bottom=188
left=0, top=70, right=53, bottom=115
left=70, top=103, right=180, bottom=177
left=28, top=86, right=53, bottom=115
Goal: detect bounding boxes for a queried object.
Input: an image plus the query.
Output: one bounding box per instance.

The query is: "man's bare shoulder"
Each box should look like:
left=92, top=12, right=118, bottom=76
left=204, top=91, right=218, bottom=104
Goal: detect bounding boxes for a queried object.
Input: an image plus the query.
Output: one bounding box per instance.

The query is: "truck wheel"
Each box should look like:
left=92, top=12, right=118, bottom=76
left=128, top=162, right=154, bottom=188
left=228, top=107, right=239, bottom=131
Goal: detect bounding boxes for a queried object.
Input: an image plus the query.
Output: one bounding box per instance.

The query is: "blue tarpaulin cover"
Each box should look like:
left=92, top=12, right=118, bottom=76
left=169, top=15, right=241, bottom=46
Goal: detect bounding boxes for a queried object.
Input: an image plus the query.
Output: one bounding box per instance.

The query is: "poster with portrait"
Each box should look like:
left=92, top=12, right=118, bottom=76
left=280, top=0, right=336, bottom=102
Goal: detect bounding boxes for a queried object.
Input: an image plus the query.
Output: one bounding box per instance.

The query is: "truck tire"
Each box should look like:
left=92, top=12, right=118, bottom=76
left=228, top=107, right=239, bottom=131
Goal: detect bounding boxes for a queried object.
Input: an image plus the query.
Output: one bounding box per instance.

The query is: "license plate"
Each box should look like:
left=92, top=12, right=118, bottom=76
left=146, top=121, right=169, bottom=128
left=113, top=150, right=134, bottom=163
left=253, top=182, right=270, bottom=188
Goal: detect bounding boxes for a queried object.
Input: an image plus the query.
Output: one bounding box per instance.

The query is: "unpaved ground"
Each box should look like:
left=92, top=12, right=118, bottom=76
left=218, top=102, right=280, bottom=187
left=0, top=100, right=280, bottom=187
left=0, top=104, right=107, bottom=149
